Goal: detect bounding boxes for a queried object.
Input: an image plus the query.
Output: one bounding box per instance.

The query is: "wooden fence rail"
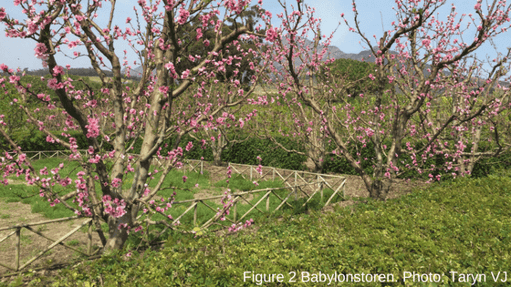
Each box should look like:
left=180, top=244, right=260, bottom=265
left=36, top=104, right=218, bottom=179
left=0, top=216, right=98, bottom=274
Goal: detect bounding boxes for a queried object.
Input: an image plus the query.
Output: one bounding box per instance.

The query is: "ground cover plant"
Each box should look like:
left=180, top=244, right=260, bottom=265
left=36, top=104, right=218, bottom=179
left=7, top=168, right=506, bottom=286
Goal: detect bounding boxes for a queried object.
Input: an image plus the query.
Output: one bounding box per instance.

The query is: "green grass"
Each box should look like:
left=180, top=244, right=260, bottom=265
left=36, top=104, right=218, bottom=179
left=0, top=158, right=346, bottom=237
left=0, top=158, right=215, bottom=220
left=66, top=239, right=79, bottom=246
left=0, top=157, right=350, bottom=266
left=24, top=169, right=511, bottom=286
left=0, top=184, right=77, bottom=219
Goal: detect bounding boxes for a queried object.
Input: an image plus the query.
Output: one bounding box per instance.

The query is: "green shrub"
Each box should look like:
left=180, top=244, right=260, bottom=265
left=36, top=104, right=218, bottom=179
left=222, top=136, right=307, bottom=170
left=40, top=171, right=511, bottom=286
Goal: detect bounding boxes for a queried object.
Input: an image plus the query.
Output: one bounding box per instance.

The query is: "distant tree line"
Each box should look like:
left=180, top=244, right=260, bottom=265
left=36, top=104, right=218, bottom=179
left=23, top=67, right=131, bottom=78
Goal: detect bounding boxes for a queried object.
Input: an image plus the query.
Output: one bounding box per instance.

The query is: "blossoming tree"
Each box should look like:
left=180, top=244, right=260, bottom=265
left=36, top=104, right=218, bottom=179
left=265, top=0, right=511, bottom=199
left=0, top=0, right=272, bottom=250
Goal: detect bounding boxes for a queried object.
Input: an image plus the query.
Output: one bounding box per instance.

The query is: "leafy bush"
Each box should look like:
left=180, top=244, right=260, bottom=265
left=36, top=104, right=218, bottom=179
left=0, top=129, right=113, bottom=152
left=222, top=136, right=307, bottom=170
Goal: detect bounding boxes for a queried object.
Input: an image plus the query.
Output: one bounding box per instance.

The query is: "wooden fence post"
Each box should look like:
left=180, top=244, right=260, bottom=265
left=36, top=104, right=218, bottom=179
left=15, top=228, right=21, bottom=271
left=320, top=181, right=324, bottom=203
left=318, top=175, right=323, bottom=202
left=194, top=203, right=198, bottom=226
left=145, top=221, right=150, bottom=243
left=87, top=221, right=92, bottom=256
left=294, top=172, right=298, bottom=200
left=233, top=201, right=237, bottom=223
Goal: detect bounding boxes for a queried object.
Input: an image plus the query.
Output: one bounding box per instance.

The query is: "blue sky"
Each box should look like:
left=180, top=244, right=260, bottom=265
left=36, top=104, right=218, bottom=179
left=0, top=0, right=509, bottom=76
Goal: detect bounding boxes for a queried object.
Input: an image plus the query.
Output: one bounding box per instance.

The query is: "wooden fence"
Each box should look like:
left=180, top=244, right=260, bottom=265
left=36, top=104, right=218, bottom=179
left=145, top=177, right=346, bottom=242
left=227, top=162, right=346, bottom=202
left=142, top=162, right=346, bottom=242
left=5, top=150, right=85, bottom=161
left=1, top=150, right=347, bottom=274
left=0, top=216, right=98, bottom=275
left=5, top=150, right=205, bottom=173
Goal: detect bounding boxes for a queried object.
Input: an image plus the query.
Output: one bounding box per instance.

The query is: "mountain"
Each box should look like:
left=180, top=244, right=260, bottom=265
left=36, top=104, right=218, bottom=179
left=124, top=65, right=145, bottom=78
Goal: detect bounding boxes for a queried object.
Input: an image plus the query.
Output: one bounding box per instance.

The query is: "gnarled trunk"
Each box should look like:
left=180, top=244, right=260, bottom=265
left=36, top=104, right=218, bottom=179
left=103, top=210, right=134, bottom=251
left=360, top=174, right=391, bottom=200
left=211, top=131, right=226, bottom=166
left=212, top=143, right=223, bottom=166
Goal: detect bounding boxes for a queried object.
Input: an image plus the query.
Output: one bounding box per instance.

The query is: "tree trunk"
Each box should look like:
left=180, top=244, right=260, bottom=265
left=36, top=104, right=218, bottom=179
left=361, top=175, right=391, bottom=200
left=211, top=135, right=223, bottom=166
left=103, top=210, right=133, bottom=251
left=312, top=159, right=324, bottom=174
left=213, top=149, right=223, bottom=166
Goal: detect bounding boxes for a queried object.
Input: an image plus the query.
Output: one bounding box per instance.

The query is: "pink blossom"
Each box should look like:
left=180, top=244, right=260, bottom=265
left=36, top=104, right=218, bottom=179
left=185, top=141, right=193, bottom=151
left=34, top=43, right=48, bottom=60
left=9, top=75, right=20, bottom=84
left=196, top=28, right=203, bottom=40
left=86, top=116, right=100, bottom=138
left=181, top=69, right=190, bottom=79
left=102, top=195, right=127, bottom=218
left=265, top=27, right=279, bottom=42
left=165, top=62, right=175, bottom=70
left=47, top=78, right=63, bottom=90
left=256, top=164, right=263, bottom=175
left=52, top=66, right=64, bottom=76
left=177, top=8, right=190, bottom=25
left=159, top=86, right=169, bottom=94
left=0, top=8, right=6, bottom=21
